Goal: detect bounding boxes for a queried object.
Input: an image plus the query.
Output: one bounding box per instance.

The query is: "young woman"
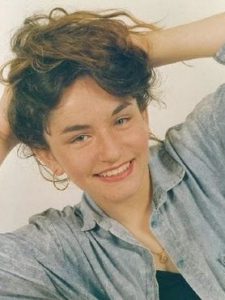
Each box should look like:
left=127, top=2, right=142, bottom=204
left=0, top=7, right=225, bottom=300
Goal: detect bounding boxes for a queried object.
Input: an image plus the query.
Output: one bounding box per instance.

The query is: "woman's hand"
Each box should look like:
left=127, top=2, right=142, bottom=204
left=0, top=87, right=18, bottom=165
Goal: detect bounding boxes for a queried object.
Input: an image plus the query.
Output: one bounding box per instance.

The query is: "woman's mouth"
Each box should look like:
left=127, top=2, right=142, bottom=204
left=95, top=160, right=134, bottom=183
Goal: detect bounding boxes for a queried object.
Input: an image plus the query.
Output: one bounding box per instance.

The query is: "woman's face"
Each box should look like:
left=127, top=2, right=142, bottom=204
left=41, top=76, right=150, bottom=207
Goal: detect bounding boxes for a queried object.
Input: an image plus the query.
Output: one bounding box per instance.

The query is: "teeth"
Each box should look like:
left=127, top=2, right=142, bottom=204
left=99, top=162, right=130, bottom=177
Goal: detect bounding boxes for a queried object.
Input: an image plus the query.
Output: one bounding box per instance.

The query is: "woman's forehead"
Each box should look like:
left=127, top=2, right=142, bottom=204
left=47, top=77, right=137, bottom=132
left=60, top=76, right=131, bottom=106
left=52, top=77, right=134, bottom=116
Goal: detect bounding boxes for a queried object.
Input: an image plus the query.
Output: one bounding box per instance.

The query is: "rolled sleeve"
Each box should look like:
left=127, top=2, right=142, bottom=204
left=214, top=43, right=225, bottom=65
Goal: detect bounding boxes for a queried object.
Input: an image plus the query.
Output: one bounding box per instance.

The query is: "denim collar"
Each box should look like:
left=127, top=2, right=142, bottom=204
left=78, top=193, right=111, bottom=232
left=78, top=143, right=185, bottom=231
left=149, top=142, right=185, bottom=208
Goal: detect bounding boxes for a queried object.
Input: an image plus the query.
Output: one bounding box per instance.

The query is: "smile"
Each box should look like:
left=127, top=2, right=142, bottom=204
left=95, top=160, right=134, bottom=182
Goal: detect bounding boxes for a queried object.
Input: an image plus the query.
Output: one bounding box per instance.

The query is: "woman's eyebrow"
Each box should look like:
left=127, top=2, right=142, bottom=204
left=60, top=101, right=132, bottom=135
left=111, top=101, right=132, bottom=116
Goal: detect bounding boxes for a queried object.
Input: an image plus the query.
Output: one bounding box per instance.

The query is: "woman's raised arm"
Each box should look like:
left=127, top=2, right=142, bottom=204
left=131, top=13, right=225, bottom=67
left=0, top=87, right=18, bottom=165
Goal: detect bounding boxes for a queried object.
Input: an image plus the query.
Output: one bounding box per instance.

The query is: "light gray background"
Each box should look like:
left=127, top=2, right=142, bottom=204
left=0, top=0, right=225, bottom=232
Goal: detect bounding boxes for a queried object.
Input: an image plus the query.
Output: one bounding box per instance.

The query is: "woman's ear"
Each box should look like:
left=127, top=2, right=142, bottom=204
left=32, top=148, right=64, bottom=176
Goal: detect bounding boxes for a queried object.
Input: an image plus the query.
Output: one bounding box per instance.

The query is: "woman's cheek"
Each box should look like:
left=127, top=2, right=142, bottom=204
left=63, top=148, right=96, bottom=180
left=128, top=125, right=149, bottom=149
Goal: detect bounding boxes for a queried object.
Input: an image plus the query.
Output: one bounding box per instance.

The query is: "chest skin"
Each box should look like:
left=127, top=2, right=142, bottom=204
left=130, top=227, right=179, bottom=273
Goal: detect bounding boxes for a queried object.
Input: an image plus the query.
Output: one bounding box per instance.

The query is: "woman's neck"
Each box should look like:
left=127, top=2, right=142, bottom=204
left=100, top=168, right=152, bottom=233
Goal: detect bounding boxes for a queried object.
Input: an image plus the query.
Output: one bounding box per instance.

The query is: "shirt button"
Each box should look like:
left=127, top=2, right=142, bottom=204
left=177, top=259, right=185, bottom=268
left=220, top=255, right=225, bottom=265
left=151, top=219, right=158, bottom=228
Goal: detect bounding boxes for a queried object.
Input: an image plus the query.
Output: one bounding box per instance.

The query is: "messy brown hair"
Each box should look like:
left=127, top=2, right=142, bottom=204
left=0, top=7, right=157, bottom=150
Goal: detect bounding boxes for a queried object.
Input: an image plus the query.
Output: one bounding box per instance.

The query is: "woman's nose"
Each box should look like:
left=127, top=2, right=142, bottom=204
left=97, top=133, right=122, bottom=163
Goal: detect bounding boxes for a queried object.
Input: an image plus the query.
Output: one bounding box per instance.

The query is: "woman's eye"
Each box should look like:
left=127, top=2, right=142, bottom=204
left=71, top=135, right=89, bottom=144
left=115, top=117, right=129, bottom=126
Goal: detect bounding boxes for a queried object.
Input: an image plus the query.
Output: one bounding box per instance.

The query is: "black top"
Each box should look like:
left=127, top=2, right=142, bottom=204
left=156, top=271, right=201, bottom=300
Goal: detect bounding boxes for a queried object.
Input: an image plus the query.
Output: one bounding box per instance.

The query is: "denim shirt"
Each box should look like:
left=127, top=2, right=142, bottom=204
left=1, top=47, right=225, bottom=300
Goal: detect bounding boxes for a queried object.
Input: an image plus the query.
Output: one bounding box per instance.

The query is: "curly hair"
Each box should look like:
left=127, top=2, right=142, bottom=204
left=0, top=7, right=157, bottom=150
